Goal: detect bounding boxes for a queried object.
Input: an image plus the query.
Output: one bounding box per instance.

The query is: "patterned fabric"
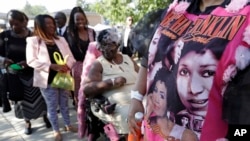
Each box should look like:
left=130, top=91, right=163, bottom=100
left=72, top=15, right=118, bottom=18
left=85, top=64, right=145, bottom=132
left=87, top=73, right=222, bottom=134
left=40, top=85, right=71, bottom=131
left=72, top=61, right=83, bottom=103
left=19, top=84, right=47, bottom=120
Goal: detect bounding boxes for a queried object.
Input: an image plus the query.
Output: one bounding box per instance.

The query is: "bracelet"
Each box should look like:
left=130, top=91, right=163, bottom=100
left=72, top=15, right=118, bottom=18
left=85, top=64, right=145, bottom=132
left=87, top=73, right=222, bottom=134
left=131, top=90, right=144, bottom=101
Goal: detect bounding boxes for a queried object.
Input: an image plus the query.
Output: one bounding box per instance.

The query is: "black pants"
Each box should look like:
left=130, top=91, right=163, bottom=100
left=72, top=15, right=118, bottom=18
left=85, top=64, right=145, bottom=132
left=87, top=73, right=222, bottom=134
left=0, top=72, right=11, bottom=112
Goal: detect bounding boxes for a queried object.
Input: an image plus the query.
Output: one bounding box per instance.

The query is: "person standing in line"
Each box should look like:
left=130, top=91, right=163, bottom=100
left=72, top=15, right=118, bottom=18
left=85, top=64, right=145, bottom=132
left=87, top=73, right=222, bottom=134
left=26, top=14, right=77, bottom=141
left=0, top=10, right=51, bottom=135
left=121, top=16, right=134, bottom=58
left=66, top=6, right=96, bottom=109
left=54, top=11, right=75, bottom=108
left=127, top=0, right=250, bottom=141
left=83, top=29, right=139, bottom=140
left=54, top=12, right=68, bottom=39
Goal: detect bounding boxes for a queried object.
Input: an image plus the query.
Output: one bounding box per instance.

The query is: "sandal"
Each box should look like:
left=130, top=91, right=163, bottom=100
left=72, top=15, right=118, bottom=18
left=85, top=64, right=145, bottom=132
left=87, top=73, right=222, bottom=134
left=54, top=131, right=62, bottom=141
left=64, top=125, right=78, bottom=133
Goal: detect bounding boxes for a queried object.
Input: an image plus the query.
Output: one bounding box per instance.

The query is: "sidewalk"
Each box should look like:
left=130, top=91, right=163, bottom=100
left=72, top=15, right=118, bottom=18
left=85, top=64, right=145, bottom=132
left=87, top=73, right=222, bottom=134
left=0, top=100, right=85, bottom=141
left=0, top=58, right=141, bottom=141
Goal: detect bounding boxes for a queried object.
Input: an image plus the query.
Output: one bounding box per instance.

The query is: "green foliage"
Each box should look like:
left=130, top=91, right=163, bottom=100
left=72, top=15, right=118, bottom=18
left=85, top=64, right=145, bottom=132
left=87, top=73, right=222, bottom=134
left=21, top=1, right=48, bottom=17
left=89, top=0, right=171, bottom=25
left=76, top=0, right=91, bottom=11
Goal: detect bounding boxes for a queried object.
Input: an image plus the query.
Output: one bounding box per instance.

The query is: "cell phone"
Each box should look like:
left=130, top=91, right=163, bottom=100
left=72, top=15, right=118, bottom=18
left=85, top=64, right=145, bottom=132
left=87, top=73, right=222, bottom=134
left=103, top=123, right=119, bottom=141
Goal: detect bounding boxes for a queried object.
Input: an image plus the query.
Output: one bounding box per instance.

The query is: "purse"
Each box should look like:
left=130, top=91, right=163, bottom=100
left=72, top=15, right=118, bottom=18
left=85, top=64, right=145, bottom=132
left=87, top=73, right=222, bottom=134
left=0, top=68, right=24, bottom=101
left=5, top=69, right=24, bottom=101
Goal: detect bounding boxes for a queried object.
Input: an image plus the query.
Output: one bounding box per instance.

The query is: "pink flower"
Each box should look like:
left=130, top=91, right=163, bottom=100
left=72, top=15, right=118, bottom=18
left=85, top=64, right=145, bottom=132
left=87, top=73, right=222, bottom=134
left=167, top=0, right=178, bottom=12
left=222, top=64, right=237, bottom=83
left=221, top=85, right=228, bottom=96
left=235, top=45, right=250, bottom=70
left=243, top=26, right=250, bottom=45
left=216, top=138, right=229, bottom=141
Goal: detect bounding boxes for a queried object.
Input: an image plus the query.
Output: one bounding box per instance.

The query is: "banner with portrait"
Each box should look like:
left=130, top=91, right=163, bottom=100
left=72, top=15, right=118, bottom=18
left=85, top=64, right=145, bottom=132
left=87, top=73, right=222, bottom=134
left=144, top=5, right=249, bottom=141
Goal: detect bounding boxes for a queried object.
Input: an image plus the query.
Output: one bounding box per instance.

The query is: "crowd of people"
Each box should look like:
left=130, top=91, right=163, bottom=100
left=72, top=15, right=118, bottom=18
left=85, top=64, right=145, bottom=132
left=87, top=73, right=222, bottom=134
left=0, top=5, right=138, bottom=141
left=1, top=0, right=250, bottom=141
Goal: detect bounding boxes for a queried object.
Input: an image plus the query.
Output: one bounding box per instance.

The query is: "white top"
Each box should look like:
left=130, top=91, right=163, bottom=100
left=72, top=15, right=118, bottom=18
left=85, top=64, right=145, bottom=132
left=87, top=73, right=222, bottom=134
left=123, top=27, right=131, bottom=47
left=91, top=54, right=137, bottom=134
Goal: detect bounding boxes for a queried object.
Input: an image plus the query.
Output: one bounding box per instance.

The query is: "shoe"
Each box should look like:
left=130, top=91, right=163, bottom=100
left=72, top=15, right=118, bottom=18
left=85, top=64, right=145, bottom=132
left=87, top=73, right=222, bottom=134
left=43, top=115, right=51, bottom=128
left=24, top=121, right=32, bottom=135
left=54, top=131, right=62, bottom=141
left=64, top=125, right=78, bottom=133
left=2, top=100, right=11, bottom=113
left=3, top=106, right=11, bottom=113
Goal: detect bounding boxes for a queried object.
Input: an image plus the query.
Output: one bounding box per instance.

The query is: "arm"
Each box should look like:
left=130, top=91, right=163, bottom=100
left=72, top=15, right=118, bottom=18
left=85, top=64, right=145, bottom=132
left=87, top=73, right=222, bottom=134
left=128, top=66, right=147, bottom=135
left=131, top=58, right=140, bottom=73
left=182, top=129, right=199, bottom=141
left=83, top=61, right=113, bottom=98
left=26, top=37, right=50, bottom=72
left=61, top=37, right=76, bottom=69
left=83, top=60, right=126, bottom=98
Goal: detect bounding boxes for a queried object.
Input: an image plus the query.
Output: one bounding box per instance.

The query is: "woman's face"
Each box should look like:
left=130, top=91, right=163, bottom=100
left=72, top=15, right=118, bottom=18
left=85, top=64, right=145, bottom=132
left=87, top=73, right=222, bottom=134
left=181, top=116, right=189, bottom=126
left=45, top=17, right=56, bottom=36
left=152, top=80, right=167, bottom=117
left=101, top=43, right=119, bottom=61
left=74, top=12, right=87, bottom=29
left=9, top=18, right=25, bottom=34
left=176, top=50, right=217, bottom=117
left=148, top=28, right=161, bottom=65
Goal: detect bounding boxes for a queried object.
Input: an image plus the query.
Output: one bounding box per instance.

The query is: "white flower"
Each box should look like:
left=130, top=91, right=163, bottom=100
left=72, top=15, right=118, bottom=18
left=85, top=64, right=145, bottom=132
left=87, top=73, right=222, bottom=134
left=225, top=0, right=248, bottom=13
left=235, top=45, right=250, bottom=70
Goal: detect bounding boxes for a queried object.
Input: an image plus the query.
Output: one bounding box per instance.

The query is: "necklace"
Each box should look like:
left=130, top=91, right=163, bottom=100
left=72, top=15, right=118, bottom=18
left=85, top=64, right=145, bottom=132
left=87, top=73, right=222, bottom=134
left=146, top=119, right=180, bottom=141
left=112, top=59, right=119, bottom=65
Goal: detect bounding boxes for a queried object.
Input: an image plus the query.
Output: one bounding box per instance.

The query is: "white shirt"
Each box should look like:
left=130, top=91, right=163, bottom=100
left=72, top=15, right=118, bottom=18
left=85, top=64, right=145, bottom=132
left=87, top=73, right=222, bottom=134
left=57, top=25, right=67, bottom=36
left=123, top=27, right=131, bottom=47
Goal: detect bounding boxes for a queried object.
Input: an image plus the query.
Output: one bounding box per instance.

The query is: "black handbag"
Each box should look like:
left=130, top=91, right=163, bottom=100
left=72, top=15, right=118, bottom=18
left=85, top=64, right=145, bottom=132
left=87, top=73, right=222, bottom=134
left=5, top=72, right=24, bottom=101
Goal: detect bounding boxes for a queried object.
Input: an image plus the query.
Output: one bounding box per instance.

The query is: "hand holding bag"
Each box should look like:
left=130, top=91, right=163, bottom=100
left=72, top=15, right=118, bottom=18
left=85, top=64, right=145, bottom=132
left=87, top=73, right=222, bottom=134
left=51, top=52, right=75, bottom=91
left=1, top=30, right=24, bottom=101
left=2, top=67, right=24, bottom=101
